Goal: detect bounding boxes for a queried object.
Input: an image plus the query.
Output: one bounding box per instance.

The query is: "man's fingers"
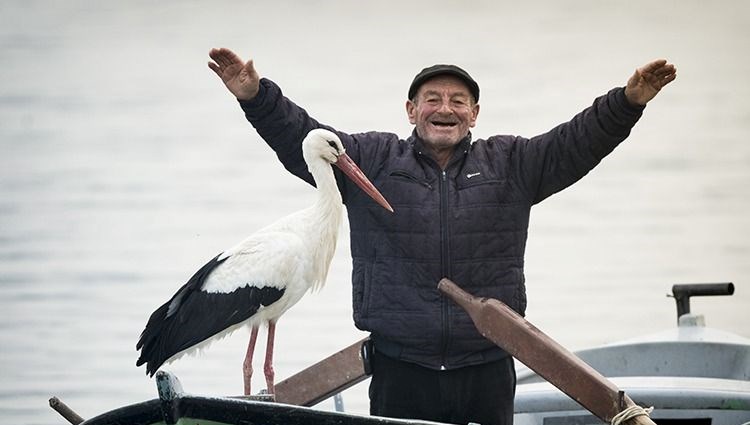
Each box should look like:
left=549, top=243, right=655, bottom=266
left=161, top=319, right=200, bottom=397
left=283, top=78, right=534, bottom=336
left=209, top=47, right=242, bottom=68
left=660, top=71, right=677, bottom=87
left=651, top=65, right=677, bottom=87
left=637, top=59, right=677, bottom=90
left=641, top=59, right=667, bottom=73
left=208, top=48, right=227, bottom=67
left=640, top=59, right=676, bottom=79
left=207, top=61, right=222, bottom=76
left=652, top=64, right=677, bottom=79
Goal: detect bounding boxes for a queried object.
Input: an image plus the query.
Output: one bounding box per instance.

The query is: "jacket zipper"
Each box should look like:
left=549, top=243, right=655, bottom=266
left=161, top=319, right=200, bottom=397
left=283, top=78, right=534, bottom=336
left=418, top=146, right=466, bottom=369
left=439, top=169, right=450, bottom=369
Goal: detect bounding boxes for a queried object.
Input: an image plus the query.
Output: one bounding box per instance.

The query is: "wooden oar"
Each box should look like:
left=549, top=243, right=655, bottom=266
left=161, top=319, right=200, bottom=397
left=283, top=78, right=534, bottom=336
left=438, top=278, right=655, bottom=425
left=49, top=396, right=84, bottom=425
left=273, top=338, right=370, bottom=406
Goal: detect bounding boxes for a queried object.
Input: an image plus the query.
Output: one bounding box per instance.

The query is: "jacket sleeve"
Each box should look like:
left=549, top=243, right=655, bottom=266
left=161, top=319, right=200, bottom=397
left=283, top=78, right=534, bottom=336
left=511, top=87, right=645, bottom=204
left=238, top=78, right=327, bottom=187
left=237, top=78, right=393, bottom=205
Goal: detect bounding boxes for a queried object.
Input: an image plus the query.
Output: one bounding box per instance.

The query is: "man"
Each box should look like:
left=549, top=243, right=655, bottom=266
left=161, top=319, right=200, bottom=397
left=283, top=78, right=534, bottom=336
left=208, top=48, right=676, bottom=425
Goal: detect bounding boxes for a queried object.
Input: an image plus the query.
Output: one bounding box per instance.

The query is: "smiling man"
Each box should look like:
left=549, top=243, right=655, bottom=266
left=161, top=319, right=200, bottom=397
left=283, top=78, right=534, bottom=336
left=209, top=48, right=676, bottom=425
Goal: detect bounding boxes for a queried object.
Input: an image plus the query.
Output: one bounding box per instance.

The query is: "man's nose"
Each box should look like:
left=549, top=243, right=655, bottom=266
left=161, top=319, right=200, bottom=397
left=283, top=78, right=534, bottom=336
left=437, top=101, right=453, bottom=113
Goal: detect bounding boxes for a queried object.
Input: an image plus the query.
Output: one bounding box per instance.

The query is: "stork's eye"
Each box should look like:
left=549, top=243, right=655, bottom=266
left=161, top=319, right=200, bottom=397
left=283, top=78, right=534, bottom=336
left=326, top=140, right=341, bottom=155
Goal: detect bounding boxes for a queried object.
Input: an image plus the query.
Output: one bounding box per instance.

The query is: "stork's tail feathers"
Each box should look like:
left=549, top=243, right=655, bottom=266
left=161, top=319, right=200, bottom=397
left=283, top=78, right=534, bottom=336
left=135, top=301, right=172, bottom=376
left=135, top=255, right=227, bottom=376
left=135, top=254, right=285, bottom=377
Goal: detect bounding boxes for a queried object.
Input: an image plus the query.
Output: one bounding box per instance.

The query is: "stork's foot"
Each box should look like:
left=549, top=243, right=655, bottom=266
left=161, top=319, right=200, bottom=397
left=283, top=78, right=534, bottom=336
left=238, top=389, right=274, bottom=402
left=261, top=388, right=276, bottom=402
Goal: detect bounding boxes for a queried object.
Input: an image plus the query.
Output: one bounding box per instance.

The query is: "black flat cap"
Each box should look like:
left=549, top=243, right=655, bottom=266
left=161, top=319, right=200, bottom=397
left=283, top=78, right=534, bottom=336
left=408, top=64, right=479, bottom=102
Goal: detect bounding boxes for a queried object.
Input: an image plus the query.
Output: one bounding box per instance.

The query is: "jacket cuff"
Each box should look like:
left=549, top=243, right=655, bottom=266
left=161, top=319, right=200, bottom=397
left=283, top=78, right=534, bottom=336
left=237, top=78, right=273, bottom=117
left=614, top=86, right=646, bottom=116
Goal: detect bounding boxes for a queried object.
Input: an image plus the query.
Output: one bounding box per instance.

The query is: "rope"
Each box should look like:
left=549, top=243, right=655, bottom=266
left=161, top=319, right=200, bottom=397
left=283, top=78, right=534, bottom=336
left=610, top=405, right=654, bottom=425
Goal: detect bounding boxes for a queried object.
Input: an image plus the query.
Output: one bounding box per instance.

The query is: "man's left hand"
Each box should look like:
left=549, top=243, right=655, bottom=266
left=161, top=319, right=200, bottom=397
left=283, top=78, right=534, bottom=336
left=624, top=59, right=677, bottom=106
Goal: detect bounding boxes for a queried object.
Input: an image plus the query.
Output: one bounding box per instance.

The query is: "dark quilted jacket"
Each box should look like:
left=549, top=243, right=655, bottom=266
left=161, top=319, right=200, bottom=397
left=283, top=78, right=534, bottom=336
left=240, top=78, right=644, bottom=370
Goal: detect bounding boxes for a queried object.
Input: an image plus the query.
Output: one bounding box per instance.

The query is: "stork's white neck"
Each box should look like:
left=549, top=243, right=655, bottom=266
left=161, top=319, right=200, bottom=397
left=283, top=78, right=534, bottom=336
left=303, top=161, right=343, bottom=290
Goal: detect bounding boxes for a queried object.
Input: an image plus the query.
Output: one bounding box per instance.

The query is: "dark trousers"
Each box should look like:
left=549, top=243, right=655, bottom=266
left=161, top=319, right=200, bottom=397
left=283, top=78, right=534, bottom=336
left=369, top=350, right=516, bottom=425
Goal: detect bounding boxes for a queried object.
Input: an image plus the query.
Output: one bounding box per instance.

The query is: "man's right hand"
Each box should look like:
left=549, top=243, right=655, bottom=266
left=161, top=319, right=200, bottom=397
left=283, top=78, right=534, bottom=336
left=208, top=48, right=260, bottom=101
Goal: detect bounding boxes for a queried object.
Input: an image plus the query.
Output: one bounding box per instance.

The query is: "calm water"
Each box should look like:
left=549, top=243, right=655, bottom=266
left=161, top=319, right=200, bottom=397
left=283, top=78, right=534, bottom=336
left=1, top=1, right=748, bottom=424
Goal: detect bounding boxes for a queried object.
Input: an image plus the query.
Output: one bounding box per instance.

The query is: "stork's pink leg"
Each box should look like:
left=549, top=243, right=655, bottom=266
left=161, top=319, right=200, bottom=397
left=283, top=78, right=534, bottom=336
left=263, top=321, right=276, bottom=395
left=243, top=325, right=260, bottom=395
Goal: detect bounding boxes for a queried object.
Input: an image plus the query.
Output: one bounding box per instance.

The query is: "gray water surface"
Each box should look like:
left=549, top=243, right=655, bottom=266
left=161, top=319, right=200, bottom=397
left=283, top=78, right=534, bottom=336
left=1, top=2, right=748, bottom=424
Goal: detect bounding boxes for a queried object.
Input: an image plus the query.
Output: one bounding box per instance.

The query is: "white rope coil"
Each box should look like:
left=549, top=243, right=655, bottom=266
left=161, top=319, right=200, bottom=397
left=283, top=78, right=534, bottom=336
left=611, top=405, right=654, bottom=425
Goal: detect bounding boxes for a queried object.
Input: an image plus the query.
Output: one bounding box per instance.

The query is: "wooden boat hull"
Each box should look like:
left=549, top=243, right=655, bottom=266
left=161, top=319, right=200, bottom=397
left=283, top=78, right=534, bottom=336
left=79, top=372, right=443, bottom=425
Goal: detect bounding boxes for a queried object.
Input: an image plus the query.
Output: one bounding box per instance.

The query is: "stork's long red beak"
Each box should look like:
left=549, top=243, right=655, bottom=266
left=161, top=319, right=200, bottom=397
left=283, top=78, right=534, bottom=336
left=334, top=153, right=394, bottom=213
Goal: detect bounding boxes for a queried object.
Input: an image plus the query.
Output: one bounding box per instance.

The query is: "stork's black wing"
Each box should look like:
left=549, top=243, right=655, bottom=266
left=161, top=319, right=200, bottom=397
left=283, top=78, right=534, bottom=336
left=135, top=254, right=284, bottom=376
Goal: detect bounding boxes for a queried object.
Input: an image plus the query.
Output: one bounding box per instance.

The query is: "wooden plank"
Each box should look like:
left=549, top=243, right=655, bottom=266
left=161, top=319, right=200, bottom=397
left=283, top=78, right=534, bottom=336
left=273, top=338, right=370, bottom=406
left=438, top=278, right=656, bottom=425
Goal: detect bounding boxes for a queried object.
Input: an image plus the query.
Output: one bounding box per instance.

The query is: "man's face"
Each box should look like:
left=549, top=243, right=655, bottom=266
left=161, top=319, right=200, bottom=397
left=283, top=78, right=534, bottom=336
left=406, top=75, right=479, bottom=151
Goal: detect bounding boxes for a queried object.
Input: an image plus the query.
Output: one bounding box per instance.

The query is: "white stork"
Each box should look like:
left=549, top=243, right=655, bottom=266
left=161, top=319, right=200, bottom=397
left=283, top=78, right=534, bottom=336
left=135, top=128, right=392, bottom=396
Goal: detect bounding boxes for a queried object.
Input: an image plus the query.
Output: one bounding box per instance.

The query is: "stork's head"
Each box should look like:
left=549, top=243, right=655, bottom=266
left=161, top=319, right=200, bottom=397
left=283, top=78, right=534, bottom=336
left=303, top=128, right=346, bottom=166
left=303, top=129, right=393, bottom=213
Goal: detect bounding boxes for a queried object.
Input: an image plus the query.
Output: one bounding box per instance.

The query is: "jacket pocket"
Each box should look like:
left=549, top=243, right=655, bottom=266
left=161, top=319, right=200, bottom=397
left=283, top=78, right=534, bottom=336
left=389, top=170, right=433, bottom=189
left=378, top=170, right=437, bottom=208
left=352, top=259, right=373, bottom=321
left=456, top=172, right=505, bottom=190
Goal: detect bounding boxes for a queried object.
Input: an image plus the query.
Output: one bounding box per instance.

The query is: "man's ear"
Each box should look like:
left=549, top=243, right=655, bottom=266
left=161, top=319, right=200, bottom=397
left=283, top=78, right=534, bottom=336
left=470, top=103, right=480, bottom=128
left=406, top=100, right=417, bottom=125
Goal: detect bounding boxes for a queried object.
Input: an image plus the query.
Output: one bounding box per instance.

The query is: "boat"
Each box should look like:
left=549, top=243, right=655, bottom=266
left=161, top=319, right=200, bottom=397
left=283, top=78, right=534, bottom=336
left=51, top=283, right=749, bottom=425
left=514, top=283, right=750, bottom=424
left=65, top=371, right=440, bottom=425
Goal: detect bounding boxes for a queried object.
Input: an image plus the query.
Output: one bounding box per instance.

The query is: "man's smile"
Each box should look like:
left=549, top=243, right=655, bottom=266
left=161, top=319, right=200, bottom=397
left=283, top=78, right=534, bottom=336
left=430, top=119, right=458, bottom=128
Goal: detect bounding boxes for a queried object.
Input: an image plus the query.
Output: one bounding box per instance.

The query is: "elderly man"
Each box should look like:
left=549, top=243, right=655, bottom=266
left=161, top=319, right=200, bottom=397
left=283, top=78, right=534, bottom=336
left=208, top=48, right=676, bottom=425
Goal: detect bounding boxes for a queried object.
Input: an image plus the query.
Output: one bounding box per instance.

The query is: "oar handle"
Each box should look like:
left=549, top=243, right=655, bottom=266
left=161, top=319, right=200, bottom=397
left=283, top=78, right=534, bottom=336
left=49, top=397, right=84, bottom=425
left=437, top=276, right=476, bottom=311
left=438, top=278, right=655, bottom=425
